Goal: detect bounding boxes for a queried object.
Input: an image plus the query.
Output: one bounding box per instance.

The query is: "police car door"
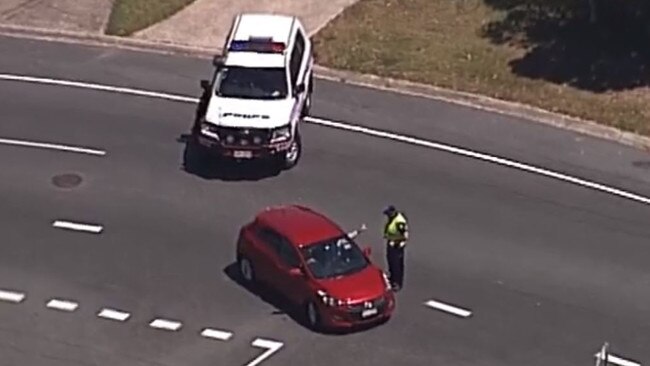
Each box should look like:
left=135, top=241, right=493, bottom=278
left=289, top=28, right=308, bottom=118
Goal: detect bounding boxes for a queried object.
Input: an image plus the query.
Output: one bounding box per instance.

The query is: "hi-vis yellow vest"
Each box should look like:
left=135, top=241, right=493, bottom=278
left=384, top=213, right=407, bottom=242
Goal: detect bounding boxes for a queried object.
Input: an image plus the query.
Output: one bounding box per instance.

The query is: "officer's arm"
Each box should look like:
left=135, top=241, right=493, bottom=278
left=397, top=222, right=409, bottom=239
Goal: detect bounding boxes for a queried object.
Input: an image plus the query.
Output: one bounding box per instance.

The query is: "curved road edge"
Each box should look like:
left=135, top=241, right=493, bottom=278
left=0, top=24, right=649, bottom=152
left=1, top=72, right=649, bottom=209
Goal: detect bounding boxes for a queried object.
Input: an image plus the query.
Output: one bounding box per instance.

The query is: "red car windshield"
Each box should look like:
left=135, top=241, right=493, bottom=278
left=300, top=235, right=369, bottom=279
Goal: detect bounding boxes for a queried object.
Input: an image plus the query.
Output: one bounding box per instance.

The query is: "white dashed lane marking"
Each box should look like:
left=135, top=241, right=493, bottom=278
left=46, top=298, right=79, bottom=312
left=425, top=299, right=472, bottom=318
left=0, top=289, right=26, bottom=303
left=200, top=328, right=233, bottom=341
left=52, top=220, right=103, bottom=234
left=149, top=318, right=183, bottom=331
left=97, top=308, right=131, bottom=322
left=0, top=137, right=106, bottom=156
left=1, top=73, right=649, bottom=207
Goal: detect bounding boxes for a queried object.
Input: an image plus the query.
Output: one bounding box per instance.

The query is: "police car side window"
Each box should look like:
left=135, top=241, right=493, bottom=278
left=289, top=32, right=305, bottom=87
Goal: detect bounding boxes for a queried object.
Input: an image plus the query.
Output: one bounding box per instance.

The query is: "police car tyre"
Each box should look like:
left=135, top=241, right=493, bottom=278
left=279, top=130, right=302, bottom=169
left=237, top=255, right=256, bottom=284
left=305, top=300, right=321, bottom=329
left=302, top=92, right=312, bottom=117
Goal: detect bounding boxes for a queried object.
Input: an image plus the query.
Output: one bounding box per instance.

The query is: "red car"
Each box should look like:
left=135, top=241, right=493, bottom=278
left=235, top=204, right=396, bottom=331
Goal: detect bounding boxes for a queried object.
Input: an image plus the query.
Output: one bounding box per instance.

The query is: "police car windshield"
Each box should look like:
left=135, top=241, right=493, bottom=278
left=215, top=66, right=288, bottom=99
left=300, top=235, right=369, bottom=280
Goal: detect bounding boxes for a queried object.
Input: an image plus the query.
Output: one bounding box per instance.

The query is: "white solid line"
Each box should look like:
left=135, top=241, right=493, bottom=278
left=425, top=299, right=472, bottom=318
left=0, top=73, right=198, bottom=103
left=3, top=73, right=649, bottom=207
left=0, top=289, right=26, bottom=303
left=149, top=318, right=182, bottom=331
left=595, top=352, right=642, bottom=366
left=52, top=220, right=103, bottom=234
left=305, top=116, right=650, bottom=206
left=200, top=328, right=233, bottom=341
left=46, top=298, right=79, bottom=312
left=97, top=308, right=130, bottom=322
left=0, top=137, right=106, bottom=156
left=245, top=338, right=284, bottom=366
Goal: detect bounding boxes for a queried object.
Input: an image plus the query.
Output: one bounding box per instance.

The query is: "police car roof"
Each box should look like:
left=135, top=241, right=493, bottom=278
left=224, top=13, right=296, bottom=68
left=233, top=13, right=295, bottom=44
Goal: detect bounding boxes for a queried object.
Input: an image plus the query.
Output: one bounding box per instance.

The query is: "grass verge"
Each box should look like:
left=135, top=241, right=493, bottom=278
left=105, top=0, right=196, bottom=36
left=312, top=0, right=650, bottom=137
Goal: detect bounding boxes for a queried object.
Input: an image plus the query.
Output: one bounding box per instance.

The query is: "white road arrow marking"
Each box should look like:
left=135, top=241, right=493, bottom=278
left=594, top=351, right=641, bottom=366
left=244, top=338, right=284, bottom=366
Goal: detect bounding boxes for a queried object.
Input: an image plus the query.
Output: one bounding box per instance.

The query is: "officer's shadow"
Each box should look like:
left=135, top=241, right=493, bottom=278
left=177, top=133, right=282, bottom=182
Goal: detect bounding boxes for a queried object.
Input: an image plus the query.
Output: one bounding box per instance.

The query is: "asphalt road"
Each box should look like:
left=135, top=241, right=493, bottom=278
left=0, top=35, right=649, bottom=366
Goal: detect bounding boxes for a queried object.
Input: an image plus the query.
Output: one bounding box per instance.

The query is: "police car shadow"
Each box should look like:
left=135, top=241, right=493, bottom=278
left=178, top=134, right=282, bottom=181
left=223, top=262, right=389, bottom=336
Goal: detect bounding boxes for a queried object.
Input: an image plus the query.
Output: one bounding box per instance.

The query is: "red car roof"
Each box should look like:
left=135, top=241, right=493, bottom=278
left=256, top=205, right=344, bottom=247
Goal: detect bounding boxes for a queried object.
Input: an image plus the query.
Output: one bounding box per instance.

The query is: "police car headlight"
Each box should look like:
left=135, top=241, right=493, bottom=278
left=316, top=290, right=344, bottom=307
left=270, top=125, right=291, bottom=143
left=201, top=122, right=220, bottom=139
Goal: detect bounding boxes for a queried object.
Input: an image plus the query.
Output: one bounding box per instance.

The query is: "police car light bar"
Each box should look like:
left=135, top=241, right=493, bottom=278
left=229, top=39, right=285, bottom=53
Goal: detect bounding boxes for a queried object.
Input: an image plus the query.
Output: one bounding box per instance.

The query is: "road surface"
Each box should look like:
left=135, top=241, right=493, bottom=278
left=0, top=35, right=648, bottom=366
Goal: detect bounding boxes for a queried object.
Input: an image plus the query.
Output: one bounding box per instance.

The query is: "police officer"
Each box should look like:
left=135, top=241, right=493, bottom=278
left=192, top=80, right=212, bottom=135
left=383, top=205, right=409, bottom=291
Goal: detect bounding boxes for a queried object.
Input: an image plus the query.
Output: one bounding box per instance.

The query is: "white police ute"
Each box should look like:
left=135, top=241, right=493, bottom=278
left=193, top=13, right=314, bottom=169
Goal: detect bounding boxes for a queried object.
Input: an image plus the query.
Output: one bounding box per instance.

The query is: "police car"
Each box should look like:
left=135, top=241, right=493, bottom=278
left=193, top=13, right=313, bottom=169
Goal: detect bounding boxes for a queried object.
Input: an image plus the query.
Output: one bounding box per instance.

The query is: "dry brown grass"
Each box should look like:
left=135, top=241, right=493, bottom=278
left=313, top=0, right=650, bottom=136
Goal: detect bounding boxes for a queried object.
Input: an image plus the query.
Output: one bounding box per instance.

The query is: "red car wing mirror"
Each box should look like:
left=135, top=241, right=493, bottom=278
left=363, top=246, right=372, bottom=257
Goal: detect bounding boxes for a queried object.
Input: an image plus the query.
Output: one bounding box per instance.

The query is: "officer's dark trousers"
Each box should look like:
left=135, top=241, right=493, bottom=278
left=386, top=244, right=405, bottom=288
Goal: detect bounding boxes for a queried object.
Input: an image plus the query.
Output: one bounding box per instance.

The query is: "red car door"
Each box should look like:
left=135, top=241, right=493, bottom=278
left=247, top=226, right=282, bottom=283
left=267, top=236, right=309, bottom=305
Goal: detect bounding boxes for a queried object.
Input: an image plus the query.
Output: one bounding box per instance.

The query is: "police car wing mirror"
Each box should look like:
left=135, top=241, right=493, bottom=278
left=295, top=83, right=306, bottom=95
left=363, top=246, right=372, bottom=257
left=200, top=79, right=210, bottom=90
left=212, top=55, right=225, bottom=67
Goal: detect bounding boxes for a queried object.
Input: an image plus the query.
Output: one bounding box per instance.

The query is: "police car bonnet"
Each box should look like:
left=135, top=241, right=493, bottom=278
left=204, top=97, right=296, bottom=129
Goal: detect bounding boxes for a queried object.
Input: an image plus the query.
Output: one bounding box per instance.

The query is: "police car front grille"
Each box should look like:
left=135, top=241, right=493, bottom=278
left=215, top=127, right=271, bottom=147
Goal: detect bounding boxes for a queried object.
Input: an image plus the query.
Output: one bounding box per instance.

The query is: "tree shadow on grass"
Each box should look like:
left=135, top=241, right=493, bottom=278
left=480, top=0, right=650, bottom=92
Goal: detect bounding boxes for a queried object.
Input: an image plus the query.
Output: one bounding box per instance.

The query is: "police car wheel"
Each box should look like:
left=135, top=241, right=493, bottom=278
left=279, top=131, right=301, bottom=169
left=305, top=301, right=321, bottom=329
left=302, top=93, right=312, bottom=117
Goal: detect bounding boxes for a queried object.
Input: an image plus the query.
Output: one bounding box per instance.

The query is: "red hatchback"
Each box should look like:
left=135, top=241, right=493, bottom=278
left=235, top=204, right=396, bottom=331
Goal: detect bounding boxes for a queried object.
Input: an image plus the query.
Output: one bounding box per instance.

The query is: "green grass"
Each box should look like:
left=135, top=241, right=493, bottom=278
left=312, top=0, right=650, bottom=137
left=105, top=0, right=196, bottom=36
